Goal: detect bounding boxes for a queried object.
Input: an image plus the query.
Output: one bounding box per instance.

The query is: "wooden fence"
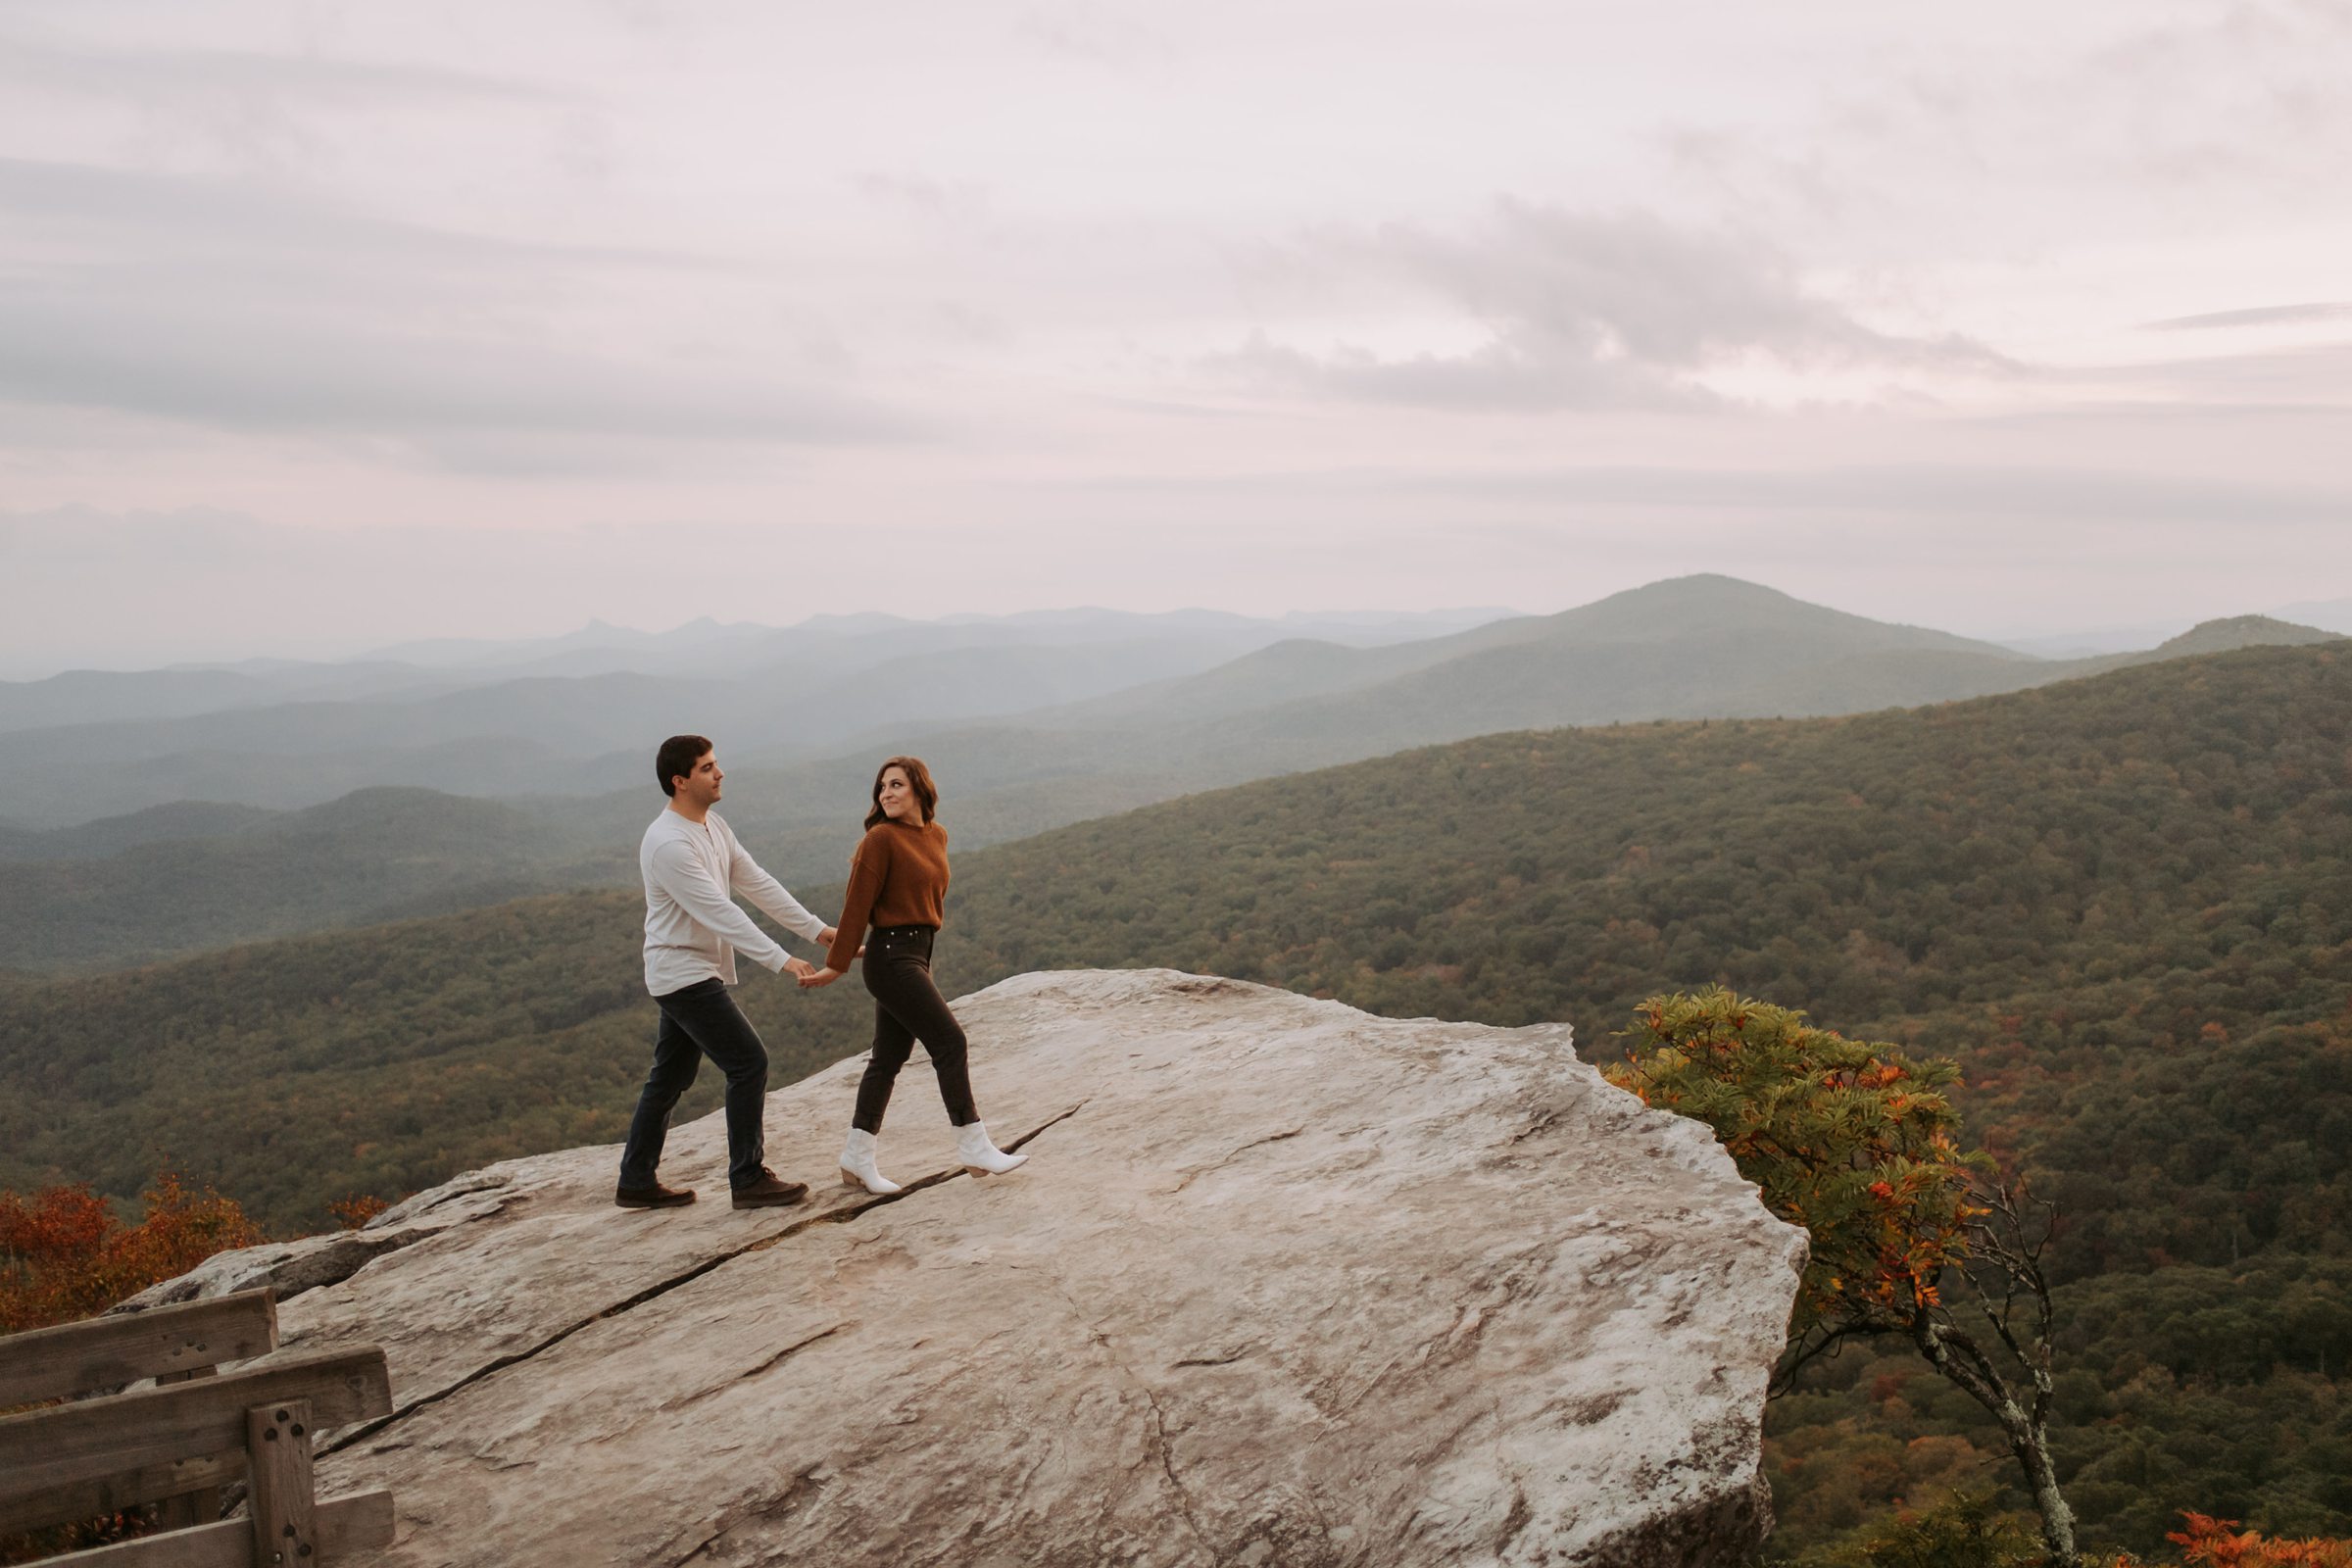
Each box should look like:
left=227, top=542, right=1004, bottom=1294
left=0, top=1289, right=395, bottom=1566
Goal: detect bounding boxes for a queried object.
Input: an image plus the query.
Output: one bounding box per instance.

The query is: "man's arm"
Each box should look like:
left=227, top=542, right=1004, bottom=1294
left=725, top=832, right=831, bottom=944
left=647, top=838, right=794, bottom=972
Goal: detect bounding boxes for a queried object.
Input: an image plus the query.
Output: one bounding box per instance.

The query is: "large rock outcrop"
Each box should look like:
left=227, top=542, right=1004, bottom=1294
left=141, top=969, right=1805, bottom=1565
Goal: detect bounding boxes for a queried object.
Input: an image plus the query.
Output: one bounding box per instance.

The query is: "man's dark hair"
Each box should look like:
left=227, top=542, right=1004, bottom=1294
left=656, top=734, right=713, bottom=798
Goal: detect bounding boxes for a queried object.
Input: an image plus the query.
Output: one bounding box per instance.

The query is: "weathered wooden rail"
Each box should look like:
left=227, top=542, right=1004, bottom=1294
left=0, top=1289, right=395, bottom=1566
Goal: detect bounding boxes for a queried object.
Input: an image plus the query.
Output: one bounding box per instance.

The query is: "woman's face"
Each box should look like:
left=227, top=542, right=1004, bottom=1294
left=877, top=766, right=919, bottom=823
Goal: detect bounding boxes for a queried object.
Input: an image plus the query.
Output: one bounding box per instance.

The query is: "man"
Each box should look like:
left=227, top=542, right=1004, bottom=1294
left=616, top=734, right=840, bottom=1210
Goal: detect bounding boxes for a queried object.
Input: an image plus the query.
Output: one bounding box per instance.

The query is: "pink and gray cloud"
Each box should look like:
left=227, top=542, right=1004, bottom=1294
left=1, top=0, right=2347, bottom=670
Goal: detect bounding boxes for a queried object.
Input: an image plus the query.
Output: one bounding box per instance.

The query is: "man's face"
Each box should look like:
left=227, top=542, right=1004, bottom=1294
left=675, top=751, right=723, bottom=808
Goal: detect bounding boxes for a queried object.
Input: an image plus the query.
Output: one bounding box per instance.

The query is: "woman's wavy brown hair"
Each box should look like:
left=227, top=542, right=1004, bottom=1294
left=864, top=756, right=939, bottom=830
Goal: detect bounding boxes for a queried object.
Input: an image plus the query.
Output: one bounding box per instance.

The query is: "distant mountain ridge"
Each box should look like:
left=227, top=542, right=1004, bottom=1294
left=5, top=583, right=2333, bottom=837
left=2141, top=613, right=2342, bottom=658
left=901, top=579, right=2330, bottom=800
left=358, top=604, right=1520, bottom=670
left=0, top=578, right=2337, bottom=970
left=0, top=607, right=1519, bottom=826
left=1036, top=575, right=2032, bottom=731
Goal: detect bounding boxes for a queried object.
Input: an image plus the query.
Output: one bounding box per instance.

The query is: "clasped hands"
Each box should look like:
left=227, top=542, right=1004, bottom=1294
left=784, top=926, right=860, bottom=990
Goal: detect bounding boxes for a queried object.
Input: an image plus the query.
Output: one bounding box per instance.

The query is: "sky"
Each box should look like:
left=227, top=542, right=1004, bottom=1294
left=2, top=0, right=2349, bottom=672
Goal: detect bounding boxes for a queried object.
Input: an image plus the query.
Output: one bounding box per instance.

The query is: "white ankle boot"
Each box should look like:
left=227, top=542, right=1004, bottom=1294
left=955, top=1120, right=1028, bottom=1177
left=839, top=1128, right=902, bottom=1196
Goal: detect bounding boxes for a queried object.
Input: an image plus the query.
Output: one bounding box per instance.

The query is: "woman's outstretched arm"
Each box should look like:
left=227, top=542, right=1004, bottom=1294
left=822, top=828, right=891, bottom=973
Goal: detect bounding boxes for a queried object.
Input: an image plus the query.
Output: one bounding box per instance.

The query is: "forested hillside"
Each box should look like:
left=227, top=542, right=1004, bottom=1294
left=939, top=642, right=2352, bottom=1552
left=0, top=800, right=279, bottom=861
left=0, top=788, right=619, bottom=969
left=4, top=642, right=2347, bottom=1551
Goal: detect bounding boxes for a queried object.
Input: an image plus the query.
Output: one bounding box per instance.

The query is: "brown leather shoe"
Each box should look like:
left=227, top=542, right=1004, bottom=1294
left=614, top=1180, right=697, bottom=1209
left=730, top=1167, right=809, bottom=1209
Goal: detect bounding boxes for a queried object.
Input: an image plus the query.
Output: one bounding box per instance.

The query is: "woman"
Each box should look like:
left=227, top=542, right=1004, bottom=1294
left=801, top=756, right=1028, bottom=1194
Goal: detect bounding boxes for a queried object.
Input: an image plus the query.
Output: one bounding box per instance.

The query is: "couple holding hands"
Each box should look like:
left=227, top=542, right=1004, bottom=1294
left=614, top=734, right=1027, bottom=1211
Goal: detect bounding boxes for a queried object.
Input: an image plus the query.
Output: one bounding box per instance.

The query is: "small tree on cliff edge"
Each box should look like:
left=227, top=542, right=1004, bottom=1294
left=1605, top=987, right=2082, bottom=1568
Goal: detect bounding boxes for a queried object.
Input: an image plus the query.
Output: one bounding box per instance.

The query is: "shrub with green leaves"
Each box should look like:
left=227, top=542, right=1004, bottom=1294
left=1604, top=986, right=1982, bottom=1346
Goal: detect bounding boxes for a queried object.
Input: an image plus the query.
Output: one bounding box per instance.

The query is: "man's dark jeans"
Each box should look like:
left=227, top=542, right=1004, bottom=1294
left=619, top=977, right=769, bottom=1191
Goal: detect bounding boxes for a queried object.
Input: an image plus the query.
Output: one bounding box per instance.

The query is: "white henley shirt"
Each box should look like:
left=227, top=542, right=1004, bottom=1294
left=639, top=807, right=826, bottom=996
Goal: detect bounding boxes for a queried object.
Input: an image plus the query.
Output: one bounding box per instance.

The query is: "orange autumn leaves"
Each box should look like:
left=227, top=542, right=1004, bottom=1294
left=0, top=1175, right=259, bottom=1334
left=2098, top=1515, right=2352, bottom=1568
left=1603, top=986, right=1981, bottom=1339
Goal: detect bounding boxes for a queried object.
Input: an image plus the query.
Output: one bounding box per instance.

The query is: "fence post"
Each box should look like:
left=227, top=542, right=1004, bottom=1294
left=243, top=1400, right=316, bottom=1568
left=151, top=1367, right=221, bottom=1534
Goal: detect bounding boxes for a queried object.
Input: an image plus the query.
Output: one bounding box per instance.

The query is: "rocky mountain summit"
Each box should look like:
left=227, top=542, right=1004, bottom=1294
left=134, top=969, right=1805, bottom=1566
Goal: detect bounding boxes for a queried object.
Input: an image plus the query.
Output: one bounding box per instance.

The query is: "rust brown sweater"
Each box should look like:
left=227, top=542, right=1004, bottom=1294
left=827, top=819, right=950, bottom=971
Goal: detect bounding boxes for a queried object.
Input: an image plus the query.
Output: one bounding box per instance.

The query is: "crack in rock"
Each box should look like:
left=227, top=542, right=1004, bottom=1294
left=658, top=1322, right=850, bottom=1414
left=1489, top=1395, right=1533, bottom=1555
left=1140, top=1381, right=1217, bottom=1565
left=1023, top=1265, right=1221, bottom=1566
left=324, top=1102, right=1085, bottom=1458
left=671, top=1462, right=831, bottom=1565
left=1507, top=1107, right=1565, bottom=1146
left=1164, top=1125, right=1305, bottom=1195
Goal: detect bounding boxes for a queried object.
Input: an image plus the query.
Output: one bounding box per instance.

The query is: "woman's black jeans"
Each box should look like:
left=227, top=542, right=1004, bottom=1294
left=618, top=976, right=770, bottom=1192
left=854, top=924, right=978, bottom=1134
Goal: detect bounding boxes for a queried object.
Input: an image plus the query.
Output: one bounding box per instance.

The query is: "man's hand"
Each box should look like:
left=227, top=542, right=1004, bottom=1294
left=799, top=965, right=847, bottom=990
left=782, top=956, right=817, bottom=981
